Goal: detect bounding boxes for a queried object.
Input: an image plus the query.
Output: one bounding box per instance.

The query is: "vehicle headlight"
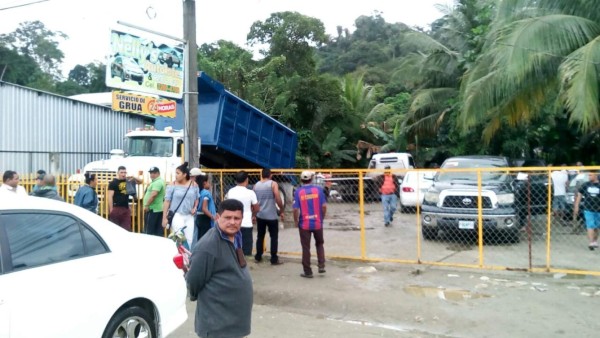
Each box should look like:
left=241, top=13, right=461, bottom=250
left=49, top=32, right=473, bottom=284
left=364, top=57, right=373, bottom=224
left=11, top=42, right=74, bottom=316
left=497, top=193, right=514, bottom=205
left=424, top=190, right=440, bottom=204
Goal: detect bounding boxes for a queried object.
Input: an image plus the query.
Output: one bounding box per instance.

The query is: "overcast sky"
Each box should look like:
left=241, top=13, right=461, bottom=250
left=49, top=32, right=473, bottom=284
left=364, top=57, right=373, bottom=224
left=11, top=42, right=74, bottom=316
left=0, top=0, right=448, bottom=74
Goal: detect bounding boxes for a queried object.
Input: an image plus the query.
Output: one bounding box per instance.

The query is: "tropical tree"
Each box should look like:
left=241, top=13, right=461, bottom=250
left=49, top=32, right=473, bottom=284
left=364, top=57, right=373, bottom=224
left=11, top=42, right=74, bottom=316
left=0, top=21, right=67, bottom=79
left=367, top=122, right=407, bottom=153
left=247, top=11, right=328, bottom=76
left=461, top=0, right=600, bottom=141
left=314, top=127, right=357, bottom=168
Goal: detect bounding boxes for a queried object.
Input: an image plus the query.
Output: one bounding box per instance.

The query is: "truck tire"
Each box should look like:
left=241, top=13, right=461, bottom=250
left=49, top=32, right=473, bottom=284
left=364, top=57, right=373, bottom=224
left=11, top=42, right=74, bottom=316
left=422, top=227, right=437, bottom=240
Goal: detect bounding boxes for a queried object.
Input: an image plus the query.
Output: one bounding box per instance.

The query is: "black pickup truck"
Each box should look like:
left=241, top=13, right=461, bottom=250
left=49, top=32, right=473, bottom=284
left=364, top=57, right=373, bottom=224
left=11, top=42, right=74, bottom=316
left=420, top=156, right=548, bottom=243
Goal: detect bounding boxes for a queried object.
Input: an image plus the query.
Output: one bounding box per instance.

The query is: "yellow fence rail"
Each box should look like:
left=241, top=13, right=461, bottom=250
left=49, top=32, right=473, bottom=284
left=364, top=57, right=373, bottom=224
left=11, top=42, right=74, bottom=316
left=9, top=166, right=600, bottom=276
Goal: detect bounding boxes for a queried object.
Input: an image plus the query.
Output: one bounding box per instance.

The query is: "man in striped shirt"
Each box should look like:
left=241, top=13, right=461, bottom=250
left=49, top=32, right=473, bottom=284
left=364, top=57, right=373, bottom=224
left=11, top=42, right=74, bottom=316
left=293, top=171, right=327, bottom=278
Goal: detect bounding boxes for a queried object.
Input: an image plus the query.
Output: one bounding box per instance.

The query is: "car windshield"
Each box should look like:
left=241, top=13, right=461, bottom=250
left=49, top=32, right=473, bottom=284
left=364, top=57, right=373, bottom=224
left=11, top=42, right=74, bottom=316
left=437, top=159, right=508, bottom=183
left=127, top=137, right=173, bottom=157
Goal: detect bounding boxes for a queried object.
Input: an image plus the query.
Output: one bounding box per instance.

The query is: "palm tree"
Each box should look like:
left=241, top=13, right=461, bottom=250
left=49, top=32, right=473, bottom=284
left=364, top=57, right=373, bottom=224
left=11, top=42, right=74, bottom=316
left=461, top=0, right=600, bottom=141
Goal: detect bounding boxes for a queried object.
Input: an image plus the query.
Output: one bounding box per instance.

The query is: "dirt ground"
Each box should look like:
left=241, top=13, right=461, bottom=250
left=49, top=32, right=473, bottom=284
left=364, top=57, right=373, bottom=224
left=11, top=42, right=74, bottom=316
left=171, top=202, right=600, bottom=337
left=172, top=257, right=599, bottom=337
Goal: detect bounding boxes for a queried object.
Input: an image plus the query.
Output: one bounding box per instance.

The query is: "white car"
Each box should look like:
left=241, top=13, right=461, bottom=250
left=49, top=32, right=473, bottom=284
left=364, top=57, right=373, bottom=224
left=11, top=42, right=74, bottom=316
left=399, top=170, right=436, bottom=212
left=0, top=196, right=187, bottom=338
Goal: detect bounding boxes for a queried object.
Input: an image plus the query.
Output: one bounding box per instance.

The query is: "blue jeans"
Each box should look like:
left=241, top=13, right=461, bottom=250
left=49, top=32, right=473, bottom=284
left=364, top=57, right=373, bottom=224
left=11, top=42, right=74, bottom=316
left=381, top=194, right=397, bottom=224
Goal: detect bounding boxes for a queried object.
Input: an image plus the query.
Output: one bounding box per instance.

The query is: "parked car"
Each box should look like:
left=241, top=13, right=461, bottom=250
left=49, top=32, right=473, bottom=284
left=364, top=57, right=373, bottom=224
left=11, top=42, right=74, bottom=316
left=158, top=47, right=182, bottom=68
left=110, top=55, right=145, bottom=85
left=399, top=170, right=436, bottom=212
left=0, top=196, right=187, bottom=338
left=513, top=158, right=550, bottom=224
left=421, top=156, right=520, bottom=242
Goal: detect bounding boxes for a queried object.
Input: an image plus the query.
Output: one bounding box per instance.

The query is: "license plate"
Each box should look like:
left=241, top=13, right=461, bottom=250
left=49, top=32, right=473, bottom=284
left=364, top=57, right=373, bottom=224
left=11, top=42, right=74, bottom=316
left=458, top=220, right=475, bottom=229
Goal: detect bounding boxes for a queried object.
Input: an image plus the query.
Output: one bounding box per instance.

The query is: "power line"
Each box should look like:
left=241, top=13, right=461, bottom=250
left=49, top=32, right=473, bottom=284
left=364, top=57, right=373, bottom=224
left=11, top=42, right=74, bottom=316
left=0, top=0, right=49, bottom=11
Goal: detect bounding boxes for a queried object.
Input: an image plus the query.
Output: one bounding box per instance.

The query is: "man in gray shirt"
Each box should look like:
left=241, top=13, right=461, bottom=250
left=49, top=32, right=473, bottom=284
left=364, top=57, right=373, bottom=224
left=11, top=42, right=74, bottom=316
left=187, top=199, right=253, bottom=338
left=253, top=168, right=285, bottom=265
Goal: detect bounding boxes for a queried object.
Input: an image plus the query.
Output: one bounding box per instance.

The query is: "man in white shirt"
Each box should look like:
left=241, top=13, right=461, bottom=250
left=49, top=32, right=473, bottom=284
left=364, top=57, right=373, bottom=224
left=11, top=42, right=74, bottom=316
left=227, top=171, right=259, bottom=256
left=1, top=170, right=28, bottom=197
left=551, top=164, right=569, bottom=223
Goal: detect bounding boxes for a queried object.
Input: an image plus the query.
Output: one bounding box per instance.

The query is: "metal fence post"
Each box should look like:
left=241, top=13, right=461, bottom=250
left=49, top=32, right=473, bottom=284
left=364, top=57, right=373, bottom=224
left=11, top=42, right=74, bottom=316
left=477, top=169, right=484, bottom=267
left=358, top=170, right=366, bottom=260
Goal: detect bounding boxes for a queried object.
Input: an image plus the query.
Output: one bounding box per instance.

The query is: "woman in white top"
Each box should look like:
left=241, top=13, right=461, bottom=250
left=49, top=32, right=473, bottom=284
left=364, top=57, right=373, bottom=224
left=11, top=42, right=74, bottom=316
left=163, top=162, right=199, bottom=249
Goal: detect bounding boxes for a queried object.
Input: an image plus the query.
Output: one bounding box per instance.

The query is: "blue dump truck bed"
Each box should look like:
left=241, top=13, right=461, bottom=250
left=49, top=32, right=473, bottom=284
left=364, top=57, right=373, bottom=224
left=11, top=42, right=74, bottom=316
left=155, top=72, right=297, bottom=169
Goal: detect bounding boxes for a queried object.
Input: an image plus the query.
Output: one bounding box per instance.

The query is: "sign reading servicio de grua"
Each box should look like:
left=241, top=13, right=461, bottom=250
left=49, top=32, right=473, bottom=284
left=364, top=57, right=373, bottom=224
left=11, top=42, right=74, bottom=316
left=112, top=91, right=176, bottom=118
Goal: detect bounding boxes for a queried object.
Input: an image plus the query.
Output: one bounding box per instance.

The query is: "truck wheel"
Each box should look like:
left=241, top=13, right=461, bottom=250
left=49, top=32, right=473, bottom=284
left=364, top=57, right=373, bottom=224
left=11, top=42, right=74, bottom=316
left=422, top=227, right=437, bottom=240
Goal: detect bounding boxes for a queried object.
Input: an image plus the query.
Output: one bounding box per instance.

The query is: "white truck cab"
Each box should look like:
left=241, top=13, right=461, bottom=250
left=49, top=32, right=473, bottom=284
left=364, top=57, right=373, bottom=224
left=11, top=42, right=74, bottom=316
left=68, top=127, right=198, bottom=197
left=366, top=152, right=415, bottom=178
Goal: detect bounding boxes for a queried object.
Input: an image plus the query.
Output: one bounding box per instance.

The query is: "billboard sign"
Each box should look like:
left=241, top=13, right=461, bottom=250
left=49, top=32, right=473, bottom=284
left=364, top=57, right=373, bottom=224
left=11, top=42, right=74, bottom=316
left=112, top=91, right=176, bottom=118
left=106, top=30, right=184, bottom=99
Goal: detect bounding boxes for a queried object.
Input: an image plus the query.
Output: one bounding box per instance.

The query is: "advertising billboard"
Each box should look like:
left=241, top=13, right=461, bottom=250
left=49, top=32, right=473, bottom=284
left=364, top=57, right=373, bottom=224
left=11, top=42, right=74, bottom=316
left=106, top=30, right=184, bottom=99
left=112, top=91, right=176, bottom=118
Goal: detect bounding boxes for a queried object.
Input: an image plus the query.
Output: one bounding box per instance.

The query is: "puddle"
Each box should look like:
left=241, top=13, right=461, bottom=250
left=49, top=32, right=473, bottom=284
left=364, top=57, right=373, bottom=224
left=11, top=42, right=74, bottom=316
left=404, top=285, right=491, bottom=301
left=326, top=317, right=410, bottom=332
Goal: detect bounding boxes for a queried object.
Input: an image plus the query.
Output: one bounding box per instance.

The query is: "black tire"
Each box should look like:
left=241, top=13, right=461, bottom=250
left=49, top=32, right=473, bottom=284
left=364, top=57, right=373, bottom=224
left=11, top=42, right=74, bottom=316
left=422, top=227, right=437, bottom=240
left=120, top=71, right=125, bottom=82
left=102, top=306, right=156, bottom=338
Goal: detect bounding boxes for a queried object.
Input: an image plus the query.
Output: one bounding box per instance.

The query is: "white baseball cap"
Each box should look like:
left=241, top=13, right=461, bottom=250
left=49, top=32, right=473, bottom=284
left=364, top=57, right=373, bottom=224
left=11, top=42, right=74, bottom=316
left=190, top=168, right=205, bottom=176
left=300, top=170, right=314, bottom=180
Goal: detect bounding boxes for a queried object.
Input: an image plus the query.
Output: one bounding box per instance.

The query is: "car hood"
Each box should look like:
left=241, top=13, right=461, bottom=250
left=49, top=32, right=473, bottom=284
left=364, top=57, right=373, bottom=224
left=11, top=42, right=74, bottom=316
left=431, top=180, right=512, bottom=193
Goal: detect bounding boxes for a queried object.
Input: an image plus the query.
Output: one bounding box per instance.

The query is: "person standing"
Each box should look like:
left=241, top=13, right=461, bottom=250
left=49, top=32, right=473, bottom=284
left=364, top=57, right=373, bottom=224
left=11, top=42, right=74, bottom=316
left=163, top=162, right=198, bottom=249
left=0, top=170, right=27, bottom=196
left=30, top=175, right=64, bottom=201
left=196, top=175, right=216, bottom=241
left=31, top=169, right=47, bottom=194
left=143, top=167, right=166, bottom=237
left=226, top=170, right=259, bottom=256
left=551, top=164, right=569, bottom=224
left=107, top=166, right=141, bottom=231
left=254, top=168, right=285, bottom=265
left=293, top=171, right=327, bottom=278
left=74, top=173, right=98, bottom=213
left=187, top=199, right=253, bottom=338
left=375, top=165, right=400, bottom=227
left=573, top=172, right=600, bottom=250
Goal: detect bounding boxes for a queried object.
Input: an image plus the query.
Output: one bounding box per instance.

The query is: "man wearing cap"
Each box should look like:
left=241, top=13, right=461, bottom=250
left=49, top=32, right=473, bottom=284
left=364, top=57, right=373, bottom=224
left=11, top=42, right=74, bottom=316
left=375, top=165, right=400, bottom=227
left=31, top=169, right=47, bottom=194
left=293, top=170, right=327, bottom=278
left=144, top=167, right=166, bottom=237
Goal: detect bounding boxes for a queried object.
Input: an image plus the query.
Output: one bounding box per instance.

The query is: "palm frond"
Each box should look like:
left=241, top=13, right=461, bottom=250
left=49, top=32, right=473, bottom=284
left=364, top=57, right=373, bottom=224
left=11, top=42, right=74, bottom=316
left=559, top=36, right=600, bottom=130
left=492, top=15, right=600, bottom=83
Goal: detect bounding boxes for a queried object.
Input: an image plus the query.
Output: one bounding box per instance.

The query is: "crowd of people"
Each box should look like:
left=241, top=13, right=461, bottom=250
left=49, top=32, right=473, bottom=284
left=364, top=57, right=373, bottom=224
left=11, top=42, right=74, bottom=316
left=0, top=165, right=329, bottom=337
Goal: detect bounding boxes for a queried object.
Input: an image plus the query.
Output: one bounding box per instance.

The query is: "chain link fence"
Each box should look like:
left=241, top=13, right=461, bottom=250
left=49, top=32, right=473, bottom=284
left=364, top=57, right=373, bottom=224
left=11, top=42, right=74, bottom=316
left=7, top=166, right=600, bottom=276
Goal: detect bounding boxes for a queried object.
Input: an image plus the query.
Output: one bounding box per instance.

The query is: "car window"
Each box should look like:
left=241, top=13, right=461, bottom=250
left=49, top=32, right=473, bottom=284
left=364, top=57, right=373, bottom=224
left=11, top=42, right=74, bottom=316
left=2, top=213, right=106, bottom=271
left=82, top=225, right=108, bottom=255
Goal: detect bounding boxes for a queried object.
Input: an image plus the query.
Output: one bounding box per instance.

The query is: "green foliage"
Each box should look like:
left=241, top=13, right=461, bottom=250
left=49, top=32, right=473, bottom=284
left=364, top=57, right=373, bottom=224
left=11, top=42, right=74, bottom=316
left=0, top=21, right=67, bottom=79
left=248, top=11, right=328, bottom=76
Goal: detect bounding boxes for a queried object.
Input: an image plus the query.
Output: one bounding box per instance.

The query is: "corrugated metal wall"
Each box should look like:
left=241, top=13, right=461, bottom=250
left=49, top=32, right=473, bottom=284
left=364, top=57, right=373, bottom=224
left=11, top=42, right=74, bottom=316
left=0, top=82, right=151, bottom=174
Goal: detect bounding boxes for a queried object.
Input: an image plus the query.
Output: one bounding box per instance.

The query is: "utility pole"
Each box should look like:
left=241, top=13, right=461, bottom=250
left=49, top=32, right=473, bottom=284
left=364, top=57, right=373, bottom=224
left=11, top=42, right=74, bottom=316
left=183, top=0, right=199, bottom=168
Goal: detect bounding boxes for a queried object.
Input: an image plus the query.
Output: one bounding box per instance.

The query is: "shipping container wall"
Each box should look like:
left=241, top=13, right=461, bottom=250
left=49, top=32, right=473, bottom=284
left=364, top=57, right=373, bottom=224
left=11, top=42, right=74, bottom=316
left=0, top=82, right=150, bottom=174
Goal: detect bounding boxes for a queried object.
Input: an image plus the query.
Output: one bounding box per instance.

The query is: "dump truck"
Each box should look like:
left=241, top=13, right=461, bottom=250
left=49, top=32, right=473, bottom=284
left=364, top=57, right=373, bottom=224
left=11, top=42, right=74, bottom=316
left=69, top=72, right=298, bottom=205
